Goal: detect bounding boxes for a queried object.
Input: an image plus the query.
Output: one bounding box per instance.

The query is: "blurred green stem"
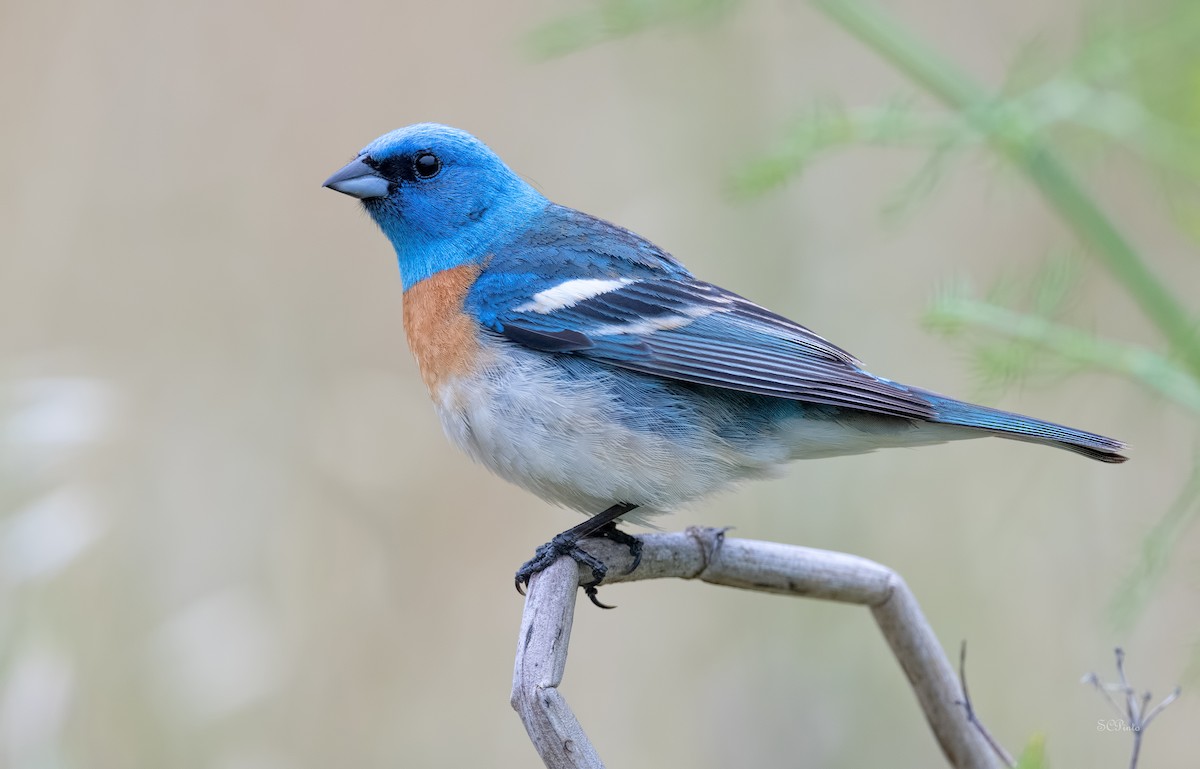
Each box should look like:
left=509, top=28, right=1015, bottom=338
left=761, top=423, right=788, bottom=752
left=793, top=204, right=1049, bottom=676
left=928, top=295, right=1200, bottom=414
left=1109, top=460, right=1200, bottom=630
left=813, top=0, right=1200, bottom=380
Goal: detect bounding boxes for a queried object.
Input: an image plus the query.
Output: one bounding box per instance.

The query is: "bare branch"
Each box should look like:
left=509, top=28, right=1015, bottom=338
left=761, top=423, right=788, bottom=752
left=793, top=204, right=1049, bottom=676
left=511, top=528, right=1003, bottom=769
left=510, top=555, right=603, bottom=769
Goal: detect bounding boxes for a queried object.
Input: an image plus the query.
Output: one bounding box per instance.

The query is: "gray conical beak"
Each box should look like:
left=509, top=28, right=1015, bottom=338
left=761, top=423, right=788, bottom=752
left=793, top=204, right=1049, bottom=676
left=322, top=157, right=390, bottom=199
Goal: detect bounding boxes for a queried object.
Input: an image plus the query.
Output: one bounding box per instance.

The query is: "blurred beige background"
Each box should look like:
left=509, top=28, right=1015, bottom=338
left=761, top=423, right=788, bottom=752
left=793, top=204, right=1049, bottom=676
left=2, top=0, right=1195, bottom=767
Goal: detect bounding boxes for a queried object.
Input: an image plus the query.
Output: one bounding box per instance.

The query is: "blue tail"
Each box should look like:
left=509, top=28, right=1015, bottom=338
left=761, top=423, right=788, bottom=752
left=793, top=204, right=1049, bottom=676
left=913, top=388, right=1127, bottom=463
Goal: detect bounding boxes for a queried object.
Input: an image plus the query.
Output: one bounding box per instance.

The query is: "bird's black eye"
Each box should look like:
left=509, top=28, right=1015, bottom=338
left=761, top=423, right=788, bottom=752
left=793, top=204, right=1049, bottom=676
left=414, top=152, right=441, bottom=179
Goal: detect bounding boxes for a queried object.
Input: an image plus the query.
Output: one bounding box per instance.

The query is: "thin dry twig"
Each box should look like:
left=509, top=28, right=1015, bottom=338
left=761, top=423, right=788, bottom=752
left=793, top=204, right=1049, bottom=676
left=511, top=528, right=1002, bottom=769
left=1083, top=647, right=1182, bottom=769
left=955, top=642, right=1016, bottom=767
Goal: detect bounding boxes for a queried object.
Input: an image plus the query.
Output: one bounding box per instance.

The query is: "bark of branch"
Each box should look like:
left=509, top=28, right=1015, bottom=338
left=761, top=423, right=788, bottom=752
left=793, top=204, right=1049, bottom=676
left=511, top=527, right=1000, bottom=769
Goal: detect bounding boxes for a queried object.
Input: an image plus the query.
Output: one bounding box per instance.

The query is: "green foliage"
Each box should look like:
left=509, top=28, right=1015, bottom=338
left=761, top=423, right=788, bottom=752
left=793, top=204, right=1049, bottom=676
left=923, top=255, right=1087, bottom=398
left=523, top=0, right=738, bottom=59
left=1109, top=461, right=1200, bottom=631
left=924, top=282, right=1200, bottom=413
left=811, top=0, right=1200, bottom=388
left=730, top=98, right=984, bottom=216
left=1014, top=733, right=1049, bottom=769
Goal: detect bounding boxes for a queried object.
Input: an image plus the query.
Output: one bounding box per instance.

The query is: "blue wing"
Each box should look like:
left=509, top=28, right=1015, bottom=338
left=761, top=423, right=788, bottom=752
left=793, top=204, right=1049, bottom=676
left=468, top=206, right=936, bottom=421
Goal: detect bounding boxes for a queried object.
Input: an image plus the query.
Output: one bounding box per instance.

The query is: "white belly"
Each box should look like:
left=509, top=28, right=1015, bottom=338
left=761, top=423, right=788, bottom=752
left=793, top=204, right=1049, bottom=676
left=430, top=349, right=788, bottom=521
left=427, top=343, right=965, bottom=521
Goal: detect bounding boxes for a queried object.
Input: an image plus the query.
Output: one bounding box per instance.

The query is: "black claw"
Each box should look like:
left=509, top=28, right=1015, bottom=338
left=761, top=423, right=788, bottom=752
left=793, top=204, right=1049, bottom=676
left=585, top=585, right=616, bottom=609
left=513, top=536, right=610, bottom=595
left=513, top=502, right=640, bottom=607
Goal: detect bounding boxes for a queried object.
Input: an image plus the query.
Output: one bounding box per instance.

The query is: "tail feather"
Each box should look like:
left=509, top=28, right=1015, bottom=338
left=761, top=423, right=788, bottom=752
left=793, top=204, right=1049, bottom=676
left=914, top=388, right=1128, bottom=464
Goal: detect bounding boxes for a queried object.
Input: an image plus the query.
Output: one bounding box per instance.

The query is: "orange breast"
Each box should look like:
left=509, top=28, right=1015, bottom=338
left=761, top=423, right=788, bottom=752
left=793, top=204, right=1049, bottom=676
left=402, top=264, right=486, bottom=394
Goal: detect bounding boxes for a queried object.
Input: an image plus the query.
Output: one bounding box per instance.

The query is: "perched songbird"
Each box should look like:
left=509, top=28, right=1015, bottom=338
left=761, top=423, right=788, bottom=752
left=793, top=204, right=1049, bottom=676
left=323, top=123, right=1126, bottom=603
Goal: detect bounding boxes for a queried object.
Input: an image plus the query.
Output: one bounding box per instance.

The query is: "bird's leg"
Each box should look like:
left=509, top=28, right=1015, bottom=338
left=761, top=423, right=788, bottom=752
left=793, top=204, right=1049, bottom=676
left=515, top=502, right=641, bottom=609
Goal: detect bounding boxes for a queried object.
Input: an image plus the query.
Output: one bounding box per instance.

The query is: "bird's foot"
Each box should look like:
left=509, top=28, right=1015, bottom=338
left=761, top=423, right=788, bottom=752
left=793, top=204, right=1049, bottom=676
left=514, top=532, right=614, bottom=607
left=590, top=521, right=643, bottom=574
left=514, top=505, right=642, bottom=609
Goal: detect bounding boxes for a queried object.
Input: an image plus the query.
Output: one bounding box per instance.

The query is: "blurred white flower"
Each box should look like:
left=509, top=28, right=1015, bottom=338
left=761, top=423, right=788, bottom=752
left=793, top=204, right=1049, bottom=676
left=1, top=488, right=102, bottom=583
left=0, top=647, right=74, bottom=767
left=3, top=377, right=114, bottom=475
left=149, top=589, right=285, bottom=721
left=5, top=377, right=112, bottom=447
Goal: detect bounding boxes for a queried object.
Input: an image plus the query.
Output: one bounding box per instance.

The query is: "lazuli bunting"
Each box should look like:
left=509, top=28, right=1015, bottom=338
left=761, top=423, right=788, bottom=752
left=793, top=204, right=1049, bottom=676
left=323, top=124, right=1125, bottom=602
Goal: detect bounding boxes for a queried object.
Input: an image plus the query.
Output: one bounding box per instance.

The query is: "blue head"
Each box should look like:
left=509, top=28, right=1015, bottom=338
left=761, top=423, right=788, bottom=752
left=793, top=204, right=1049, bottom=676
left=323, top=124, right=548, bottom=289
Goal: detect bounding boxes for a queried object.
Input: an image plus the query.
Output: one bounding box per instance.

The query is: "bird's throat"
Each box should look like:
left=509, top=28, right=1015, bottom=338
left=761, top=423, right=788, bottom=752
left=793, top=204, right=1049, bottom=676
left=401, top=264, right=487, bottom=395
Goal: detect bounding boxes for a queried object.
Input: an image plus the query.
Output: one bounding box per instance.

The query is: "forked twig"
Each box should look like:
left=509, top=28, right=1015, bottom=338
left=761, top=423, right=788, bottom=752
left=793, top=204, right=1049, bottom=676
left=1083, top=647, right=1182, bottom=769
